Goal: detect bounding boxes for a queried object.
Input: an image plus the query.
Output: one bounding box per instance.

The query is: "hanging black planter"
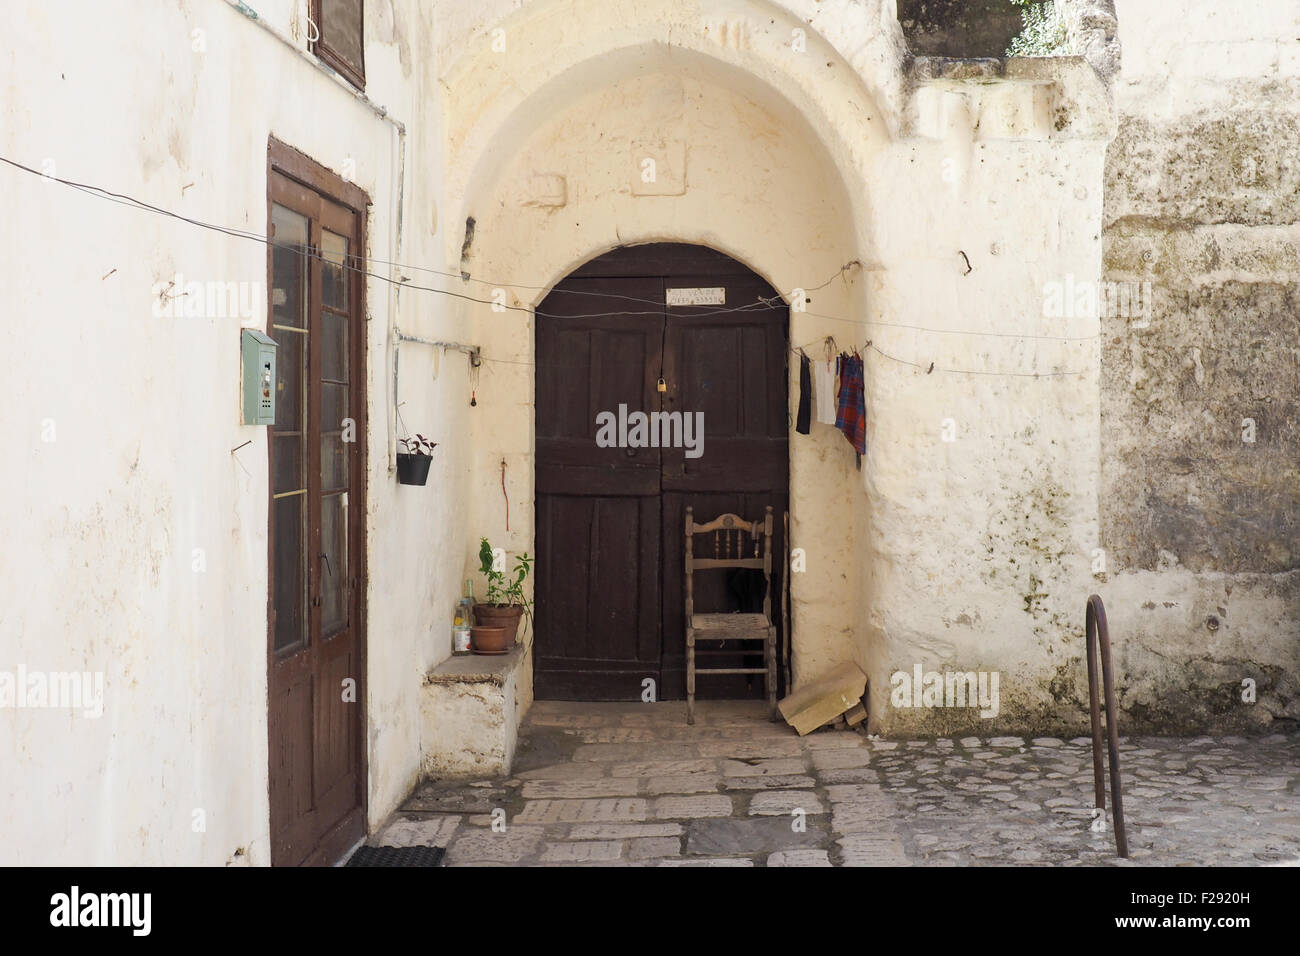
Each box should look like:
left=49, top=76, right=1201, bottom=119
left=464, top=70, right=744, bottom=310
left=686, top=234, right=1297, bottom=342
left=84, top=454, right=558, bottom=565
left=397, top=435, right=437, bottom=486
left=396, top=453, right=434, bottom=485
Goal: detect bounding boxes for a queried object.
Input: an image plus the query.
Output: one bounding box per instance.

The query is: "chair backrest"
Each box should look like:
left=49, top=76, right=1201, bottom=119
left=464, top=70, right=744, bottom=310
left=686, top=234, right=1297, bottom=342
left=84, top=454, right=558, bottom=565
left=685, top=506, right=774, bottom=623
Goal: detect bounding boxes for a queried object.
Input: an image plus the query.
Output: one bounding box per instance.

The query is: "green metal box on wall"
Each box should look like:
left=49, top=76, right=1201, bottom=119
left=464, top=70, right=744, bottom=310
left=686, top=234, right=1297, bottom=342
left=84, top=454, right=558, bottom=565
left=241, top=329, right=277, bottom=425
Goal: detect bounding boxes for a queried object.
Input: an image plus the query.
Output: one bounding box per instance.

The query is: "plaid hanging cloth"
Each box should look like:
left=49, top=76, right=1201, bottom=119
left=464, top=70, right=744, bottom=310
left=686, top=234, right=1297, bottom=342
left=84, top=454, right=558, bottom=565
left=835, top=352, right=866, bottom=456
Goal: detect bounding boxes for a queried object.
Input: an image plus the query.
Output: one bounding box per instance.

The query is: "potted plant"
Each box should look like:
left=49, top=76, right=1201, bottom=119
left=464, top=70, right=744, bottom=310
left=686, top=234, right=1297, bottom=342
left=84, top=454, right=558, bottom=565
left=396, top=433, right=437, bottom=486
left=472, top=537, right=533, bottom=651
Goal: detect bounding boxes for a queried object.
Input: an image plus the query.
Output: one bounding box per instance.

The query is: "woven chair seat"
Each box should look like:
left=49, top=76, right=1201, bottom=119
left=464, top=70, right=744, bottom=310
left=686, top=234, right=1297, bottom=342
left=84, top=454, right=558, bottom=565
left=690, top=613, right=771, bottom=635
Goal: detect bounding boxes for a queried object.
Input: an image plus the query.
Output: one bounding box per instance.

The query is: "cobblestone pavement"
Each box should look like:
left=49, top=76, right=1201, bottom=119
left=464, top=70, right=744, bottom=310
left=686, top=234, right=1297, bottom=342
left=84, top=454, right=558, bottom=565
left=374, top=701, right=1300, bottom=866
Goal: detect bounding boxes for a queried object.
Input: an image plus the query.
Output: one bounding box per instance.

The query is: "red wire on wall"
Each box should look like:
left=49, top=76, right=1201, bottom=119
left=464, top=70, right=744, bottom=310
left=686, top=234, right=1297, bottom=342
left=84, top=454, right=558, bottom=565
left=501, top=458, right=509, bottom=532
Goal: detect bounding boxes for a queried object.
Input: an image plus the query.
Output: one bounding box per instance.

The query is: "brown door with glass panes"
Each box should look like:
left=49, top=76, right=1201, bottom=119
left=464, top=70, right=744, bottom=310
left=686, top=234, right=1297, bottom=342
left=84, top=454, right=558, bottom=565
left=266, top=147, right=366, bottom=867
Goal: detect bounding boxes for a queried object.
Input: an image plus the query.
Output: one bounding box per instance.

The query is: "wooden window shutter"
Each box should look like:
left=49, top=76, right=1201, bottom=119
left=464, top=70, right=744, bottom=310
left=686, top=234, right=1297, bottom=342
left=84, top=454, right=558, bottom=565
left=312, top=0, right=365, bottom=90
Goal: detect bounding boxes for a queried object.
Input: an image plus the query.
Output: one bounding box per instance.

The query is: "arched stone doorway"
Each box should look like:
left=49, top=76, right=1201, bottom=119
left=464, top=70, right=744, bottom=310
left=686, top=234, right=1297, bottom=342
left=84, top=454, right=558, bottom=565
left=533, top=243, right=789, bottom=701
left=442, top=2, right=875, bottom=722
left=427, top=0, right=1116, bottom=739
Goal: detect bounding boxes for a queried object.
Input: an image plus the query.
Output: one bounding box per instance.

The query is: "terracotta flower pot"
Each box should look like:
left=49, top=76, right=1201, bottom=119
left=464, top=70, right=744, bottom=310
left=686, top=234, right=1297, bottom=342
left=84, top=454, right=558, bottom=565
left=470, top=625, right=509, bottom=655
left=473, top=604, right=524, bottom=645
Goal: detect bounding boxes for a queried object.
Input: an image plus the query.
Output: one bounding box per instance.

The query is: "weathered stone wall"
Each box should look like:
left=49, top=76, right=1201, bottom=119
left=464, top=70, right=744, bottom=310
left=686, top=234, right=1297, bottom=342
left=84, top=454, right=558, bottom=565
left=1098, top=1, right=1300, bottom=730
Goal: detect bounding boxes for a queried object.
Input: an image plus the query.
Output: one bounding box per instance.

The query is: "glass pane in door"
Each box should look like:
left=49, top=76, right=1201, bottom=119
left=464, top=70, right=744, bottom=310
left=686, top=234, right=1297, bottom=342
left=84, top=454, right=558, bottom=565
left=270, top=203, right=309, bottom=652
left=320, top=492, right=348, bottom=636
left=321, top=230, right=349, bottom=310
left=320, top=228, right=350, bottom=638
left=271, top=205, right=309, bottom=329
left=272, top=495, right=306, bottom=652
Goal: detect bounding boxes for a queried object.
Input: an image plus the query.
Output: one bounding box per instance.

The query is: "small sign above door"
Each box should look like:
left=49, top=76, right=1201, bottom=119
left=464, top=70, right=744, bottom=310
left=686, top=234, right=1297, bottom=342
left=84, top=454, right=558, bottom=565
left=666, top=286, right=726, bottom=306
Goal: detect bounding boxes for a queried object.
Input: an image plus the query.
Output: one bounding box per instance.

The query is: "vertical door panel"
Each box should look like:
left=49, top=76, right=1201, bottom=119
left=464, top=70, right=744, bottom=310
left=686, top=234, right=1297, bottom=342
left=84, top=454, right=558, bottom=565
left=534, top=279, right=664, bottom=698
left=660, top=272, right=788, bottom=700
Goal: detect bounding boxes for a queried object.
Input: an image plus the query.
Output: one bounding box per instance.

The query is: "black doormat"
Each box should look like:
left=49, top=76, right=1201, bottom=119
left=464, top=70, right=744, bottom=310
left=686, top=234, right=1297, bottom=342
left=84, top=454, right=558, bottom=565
left=346, top=845, right=446, bottom=867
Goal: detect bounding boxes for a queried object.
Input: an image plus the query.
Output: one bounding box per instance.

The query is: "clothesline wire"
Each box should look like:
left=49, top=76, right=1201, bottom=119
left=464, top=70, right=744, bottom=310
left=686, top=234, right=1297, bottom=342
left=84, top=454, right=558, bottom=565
left=791, top=336, right=1093, bottom=379
left=480, top=336, right=1093, bottom=378
left=2, top=154, right=782, bottom=321
left=5, top=153, right=1102, bottom=347
left=6, top=152, right=1097, bottom=378
left=783, top=304, right=1099, bottom=342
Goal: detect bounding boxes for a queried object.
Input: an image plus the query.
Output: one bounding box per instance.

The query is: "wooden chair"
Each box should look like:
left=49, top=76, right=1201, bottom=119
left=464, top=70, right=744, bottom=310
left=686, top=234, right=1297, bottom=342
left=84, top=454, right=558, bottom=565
left=685, top=505, right=778, bottom=724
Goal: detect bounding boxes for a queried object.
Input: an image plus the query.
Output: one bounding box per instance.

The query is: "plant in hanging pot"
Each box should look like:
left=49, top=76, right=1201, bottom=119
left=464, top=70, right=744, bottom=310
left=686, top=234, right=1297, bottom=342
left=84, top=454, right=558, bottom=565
left=396, top=433, right=437, bottom=486
left=472, top=537, right=533, bottom=653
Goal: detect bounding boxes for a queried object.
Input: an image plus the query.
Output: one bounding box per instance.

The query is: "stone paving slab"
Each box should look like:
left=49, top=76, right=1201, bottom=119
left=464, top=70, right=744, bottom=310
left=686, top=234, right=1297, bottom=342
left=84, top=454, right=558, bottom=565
left=389, top=700, right=1300, bottom=867
left=627, top=836, right=683, bottom=860
left=698, top=739, right=804, bottom=759
left=748, top=790, right=826, bottom=816
left=568, top=822, right=682, bottom=839
left=720, top=757, right=807, bottom=776
left=644, top=773, right=723, bottom=795
left=515, top=798, right=649, bottom=824
left=838, top=833, right=911, bottom=866
left=811, top=749, right=872, bottom=770
left=768, top=848, right=833, bottom=866
left=522, top=779, right=641, bottom=799
left=658, top=857, right=754, bottom=866
left=722, top=773, right=818, bottom=790
left=513, top=763, right=609, bottom=781
left=574, top=743, right=699, bottom=762
left=608, top=759, right=716, bottom=777
left=372, top=815, right=461, bottom=848
left=540, top=840, right=623, bottom=863
left=443, top=825, right=545, bottom=864
left=686, top=816, right=829, bottom=856
left=816, top=768, right=877, bottom=785
left=653, top=795, right=735, bottom=819
left=803, top=734, right=867, bottom=751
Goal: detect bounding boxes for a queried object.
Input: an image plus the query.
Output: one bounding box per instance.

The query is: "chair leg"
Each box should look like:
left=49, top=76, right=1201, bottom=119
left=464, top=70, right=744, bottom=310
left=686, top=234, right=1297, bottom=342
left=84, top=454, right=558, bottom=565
left=686, top=633, right=696, bottom=725
left=766, top=628, right=778, bottom=721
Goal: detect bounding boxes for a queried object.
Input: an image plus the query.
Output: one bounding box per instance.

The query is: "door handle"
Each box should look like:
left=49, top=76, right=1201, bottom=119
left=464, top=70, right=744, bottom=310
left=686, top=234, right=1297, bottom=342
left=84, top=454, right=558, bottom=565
left=313, top=552, right=331, bottom=609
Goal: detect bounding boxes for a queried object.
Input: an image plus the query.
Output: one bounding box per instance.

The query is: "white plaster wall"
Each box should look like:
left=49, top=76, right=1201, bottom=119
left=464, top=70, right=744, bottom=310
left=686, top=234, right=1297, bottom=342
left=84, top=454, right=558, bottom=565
left=0, top=0, right=462, bottom=864
left=860, top=130, right=1108, bottom=731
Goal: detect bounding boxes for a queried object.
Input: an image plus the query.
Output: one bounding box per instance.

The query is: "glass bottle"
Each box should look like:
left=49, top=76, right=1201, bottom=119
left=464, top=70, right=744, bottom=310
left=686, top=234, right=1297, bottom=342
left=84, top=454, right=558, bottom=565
left=451, top=579, right=474, bottom=656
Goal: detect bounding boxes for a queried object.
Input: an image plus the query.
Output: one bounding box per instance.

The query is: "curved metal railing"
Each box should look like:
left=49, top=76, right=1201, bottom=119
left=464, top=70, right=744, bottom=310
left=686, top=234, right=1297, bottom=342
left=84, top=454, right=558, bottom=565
left=1085, top=594, right=1128, bottom=857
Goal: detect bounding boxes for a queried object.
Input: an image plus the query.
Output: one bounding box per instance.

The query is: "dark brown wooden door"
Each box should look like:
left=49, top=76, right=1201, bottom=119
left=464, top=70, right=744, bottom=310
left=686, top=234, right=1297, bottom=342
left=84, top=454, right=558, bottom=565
left=534, top=244, right=788, bottom=700
left=266, top=155, right=366, bottom=867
